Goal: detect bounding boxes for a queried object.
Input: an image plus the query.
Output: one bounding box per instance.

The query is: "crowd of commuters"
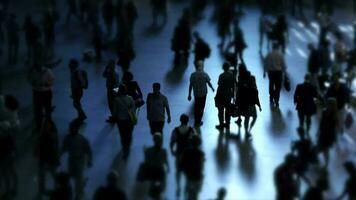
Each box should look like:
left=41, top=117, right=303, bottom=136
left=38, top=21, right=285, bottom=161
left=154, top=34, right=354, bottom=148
left=0, top=0, right=355, bottom=199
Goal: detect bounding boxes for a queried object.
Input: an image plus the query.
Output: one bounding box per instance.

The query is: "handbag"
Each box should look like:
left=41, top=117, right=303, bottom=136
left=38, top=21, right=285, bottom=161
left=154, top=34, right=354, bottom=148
left=284, top=73, right=291, bottom=92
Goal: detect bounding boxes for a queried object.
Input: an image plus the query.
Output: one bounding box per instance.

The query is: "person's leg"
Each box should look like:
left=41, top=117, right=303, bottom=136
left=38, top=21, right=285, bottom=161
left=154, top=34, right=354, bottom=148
left=158, top=121, right=165, bottom=134
left=249, top=115, right=257, bottom=132
left=197, top=96, right=207, bottom=124
left=149, top=121, right=155, bottom=135
left=218, top=106, right=224, bottom=127
left=268, top=72, right=275, bottom=104
left=43, top=90, right=53, bottom=120
left=244, top=116, right=250, bottom=134
left=274, top=72, right=283, bottom=106
left=224, top=105, right=231, bottom=128
left=306, top=114, right=312, bottom=133
left=297, top=110, right=304, bottom=129
left=38, top=163, right=45, bottom=194
left=72, top=89, right=86, bottom=119
left=33, top=91, right=43, bottom=128
left=107, top=89, right=114, bottom=118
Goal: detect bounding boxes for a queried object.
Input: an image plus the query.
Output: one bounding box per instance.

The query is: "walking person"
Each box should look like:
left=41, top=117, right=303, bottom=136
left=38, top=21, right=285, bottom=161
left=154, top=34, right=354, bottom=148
left=264, top=43, right=287, bottom=108
left=61, top=122, right=92, bottom=200
left=215, top=62, right=235, bottom=130
left=147, top=83, right=171, bottom=135
left=113, top=85, right=136, bottom=160
left=294, top=74, right=318, bottom=134
left=121, top=71, right=144, bottom=109
left=28, top=64, right=55, bottom=129
left=69, top=59, right=88, bottom=122
left=170, top=114, right=196, bottom=197
left=193, top=32, right=211, bottom=64
left=103, top=60, right=120, bottom=123
left=188, top=61, right=214, bottom=126
left=102, top=0, right=115, bottom=38
left=228, top=21, right=247, bottom=66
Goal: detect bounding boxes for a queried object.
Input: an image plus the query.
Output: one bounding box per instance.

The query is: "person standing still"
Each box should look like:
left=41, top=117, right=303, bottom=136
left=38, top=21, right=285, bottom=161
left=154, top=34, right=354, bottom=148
left=188, top=61, right=214, bottom=126
left=147, top=83, right=171, bottom=135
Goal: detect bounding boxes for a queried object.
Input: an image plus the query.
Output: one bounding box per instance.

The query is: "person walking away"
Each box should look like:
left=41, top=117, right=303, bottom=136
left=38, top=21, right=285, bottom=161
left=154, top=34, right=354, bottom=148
left=103, top=60, right=120, bottom=123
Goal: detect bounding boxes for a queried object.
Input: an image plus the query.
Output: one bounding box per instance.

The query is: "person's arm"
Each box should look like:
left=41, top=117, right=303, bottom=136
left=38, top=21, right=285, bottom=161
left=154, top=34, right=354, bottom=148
left=207, top=75, right=215, bottom=92
left=256, top=90, right=262, bottom=111
left=164, top=97, right=171, bottom=123
left=188, top=82, right=193, bottom=101
left=135, top=82, right=143, bottom=97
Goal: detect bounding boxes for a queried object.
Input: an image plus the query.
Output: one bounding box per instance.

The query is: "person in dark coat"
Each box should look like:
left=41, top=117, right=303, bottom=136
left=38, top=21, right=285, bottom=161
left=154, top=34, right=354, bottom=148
left=325, top=75, right=351, bottom=110
left=337, top=161, right=356, bottom=200
left=102, top=0, right=115, bottom=37
left=307, top=43, right=320, bottom=89
left=317, top=98, right=339, bottom=166
left=294, top=74, right=319, bottom=133
left=193, top=32, right=211, bottom=64
left=35, top=119, right=60, bottom=197
left=122, top=71, right=144, bottom=109
left=228, top=21, right=247, bottom=66
left=94, top=171, right=127, bottom=200
left=274, top=154, right=299, bottom=200
left=103, top=60, right=120, bottom=123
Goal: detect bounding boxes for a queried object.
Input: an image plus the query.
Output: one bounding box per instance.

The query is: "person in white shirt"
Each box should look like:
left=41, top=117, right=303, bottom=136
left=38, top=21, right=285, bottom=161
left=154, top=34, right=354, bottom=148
left=188, top=61, right=214, bottom=126
left=146, top=82, right=171, bottom=135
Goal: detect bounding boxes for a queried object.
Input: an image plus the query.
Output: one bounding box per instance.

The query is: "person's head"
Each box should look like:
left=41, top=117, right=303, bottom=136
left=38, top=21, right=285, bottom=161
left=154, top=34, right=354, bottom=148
left=122, top=71, right=134, bottom=83
left=217, top=187, right=227, bottom=200
left=152, top=82, right=161, bottom=94
left=195, top=60, right=204, bottom=71
left=4, top=95, right=19, bottom=111
left=107, top=59, right=116, bottom=71
left=180, top=114, right=189, bottom=125
left=69, top=59, right=79, bottom=71
left=107, top=171, right=119, bottom=187
left=304, top=73, right=311, bottom=82
left=153, top=133, right=163, bottom=148
left=222, top=62, right=230, bottom=71
left=284, top=153, right=296, bottom=167
left=344, top=161, right=356, bottom=175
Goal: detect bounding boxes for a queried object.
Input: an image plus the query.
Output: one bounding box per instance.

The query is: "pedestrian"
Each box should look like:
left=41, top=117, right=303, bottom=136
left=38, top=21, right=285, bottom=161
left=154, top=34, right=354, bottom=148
left=42, top=9, right=57, bottom=61
left=103, top=60, right=120, bottom=123
left=325, top=75, right=351, bottom=111
left=228, top=20, right=247, bottom=66
left=317, top=98, right=339, bottom=166
left=181, top=134, right=205, bottom=200
left=69, top=59, right=88, bottom=122
left=337, top=161, right=356, bottom=200
left=269, top=15, right=288, bottom=53
left=102, top=0, right=115, bottom=38
left=294, top=74, right=319, bottom=133
left=5, top=13, right=20, bottom=64
left=264, top=43, right=287, bottom=107
left=307, top=43, right=321, bottom=91
left=170, top=114, right=196, bottom=197
left=61, top=122, right=92, bottom=200
left=94, top=171, right=127, bottom=200
left=193, top=32, right=211, bottom=64
left=35, top=119, right=60, bottom=197
left=122, top=71, right=144, bottom=109
left=28, top=64, right=55, bottom=129
left=92, top=21, right=103, bottom=61
left=188, top=61, right=214, bottom=126
left=274, top=154, right=299, bottom=200
left=215, top=62, right=235, bottom=130
left=112, top=85, right=136, bottom=160
left=146, top=82, right=171, bottom=135
left=125, top=0, right=138, bottom=38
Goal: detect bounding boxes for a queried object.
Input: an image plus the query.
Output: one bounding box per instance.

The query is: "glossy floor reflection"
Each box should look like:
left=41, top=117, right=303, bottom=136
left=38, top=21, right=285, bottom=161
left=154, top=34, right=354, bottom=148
left=1, top=0, right=356, bottom=199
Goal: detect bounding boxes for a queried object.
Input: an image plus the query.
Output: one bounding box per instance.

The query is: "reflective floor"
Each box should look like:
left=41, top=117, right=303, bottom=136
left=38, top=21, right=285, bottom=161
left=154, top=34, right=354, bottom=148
left=1, top=0, right=356, bottom=199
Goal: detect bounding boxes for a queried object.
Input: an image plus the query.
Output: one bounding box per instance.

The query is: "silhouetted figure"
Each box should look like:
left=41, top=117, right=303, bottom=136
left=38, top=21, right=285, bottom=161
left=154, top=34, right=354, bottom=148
left=103, top=60, right=120, bottom=123
left=42, top=9, right=57, bottom=61
left=325, top=75, right=351, bottom=111
left=150, top=0, right=167, bottom=26
left=6, top=14, right=20, bottom=64
left=333, top=32, right=347, bottom=74
left=274, top=154, right=299, bottom=200
left=102, top=0, right=115, bottom=37
left=337, top=161, right=356, bottom=200
left=269, top=15, right=288, bottom=53
left=94, top=171, right=127, bottom=200
left=264, top=43, right=287, bottom=107
left=61, top=123, right=93, bottom=200
left=307, top=43, right=321, bottom=91
left=181, top=135, right=205, bottom=200
left=171, top=10, right=192, bottom=67
left=294, top=74, right=318, bottom=133
left=47, top=172, right=72, bottom=200
left=28, top=64, right=55, bottom=129
left=137, top=133, right=169, bottom=199
left=259, top=12, right=271, bottom=52
left=290, top=0, right=304, bottom=18
left=188, top=61, right=214, bottom=126
left=146, top=82, right=171, bottom=135
left=92, top=22, right=103, bottom=61
left=193, top=32, right=211, bottom=64
left=69, top=59, right=88, bottom=122
left=227, top=21, right=247, bottom=66
left=0, top=95, right=19, bottom=198
left=317, top=40, right=332, bottom=73
left=125, top=0, right=138, bottom=38
left=170, top=114, right=196, bottom=197
left=116, top=33, right=135, bottom=71
left=113, top=85, right=136, bottom=160
left=23, top=15, right=41, bottom=65
left=317, top=98, right=339, bottom=166
left=66, top=0, right=79, bottom=25
left=215, top=62, right=235, bottom=130
left=213, top=187, right=227, bottom=200
left=35, top=119, right=60, bottom=197
left=122, top=71, right=144, bottom=109
left=216, top=1, right=234, bottom=49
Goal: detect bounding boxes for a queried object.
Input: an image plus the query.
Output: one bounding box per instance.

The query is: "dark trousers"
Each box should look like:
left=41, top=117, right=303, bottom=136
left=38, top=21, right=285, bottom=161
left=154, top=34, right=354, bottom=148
left=297, top=111, right=312, bottom=131
left=194, top=96, right=207, bottom=124
left=217, top=106, right=231, bottom=126
left=117, top=120, right=134, bottom=155
left=107, top=88, right=115, bottom=117
left=33, top=90, right=53, bottom=128
left=149, top=121, right=165, bottom=135
left=72, top=89, right=86, bottom=119
left=268, top=71, right=282, bottom=105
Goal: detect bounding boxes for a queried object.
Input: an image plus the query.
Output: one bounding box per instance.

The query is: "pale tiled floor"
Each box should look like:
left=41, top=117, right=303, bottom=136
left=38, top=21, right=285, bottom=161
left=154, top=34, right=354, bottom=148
left=1, top=0, right=355, bottom=199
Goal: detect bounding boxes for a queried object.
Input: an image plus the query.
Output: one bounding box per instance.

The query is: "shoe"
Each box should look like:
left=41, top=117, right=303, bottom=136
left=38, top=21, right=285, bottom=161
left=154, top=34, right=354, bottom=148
left=215, top=124, right=224, bottom=130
